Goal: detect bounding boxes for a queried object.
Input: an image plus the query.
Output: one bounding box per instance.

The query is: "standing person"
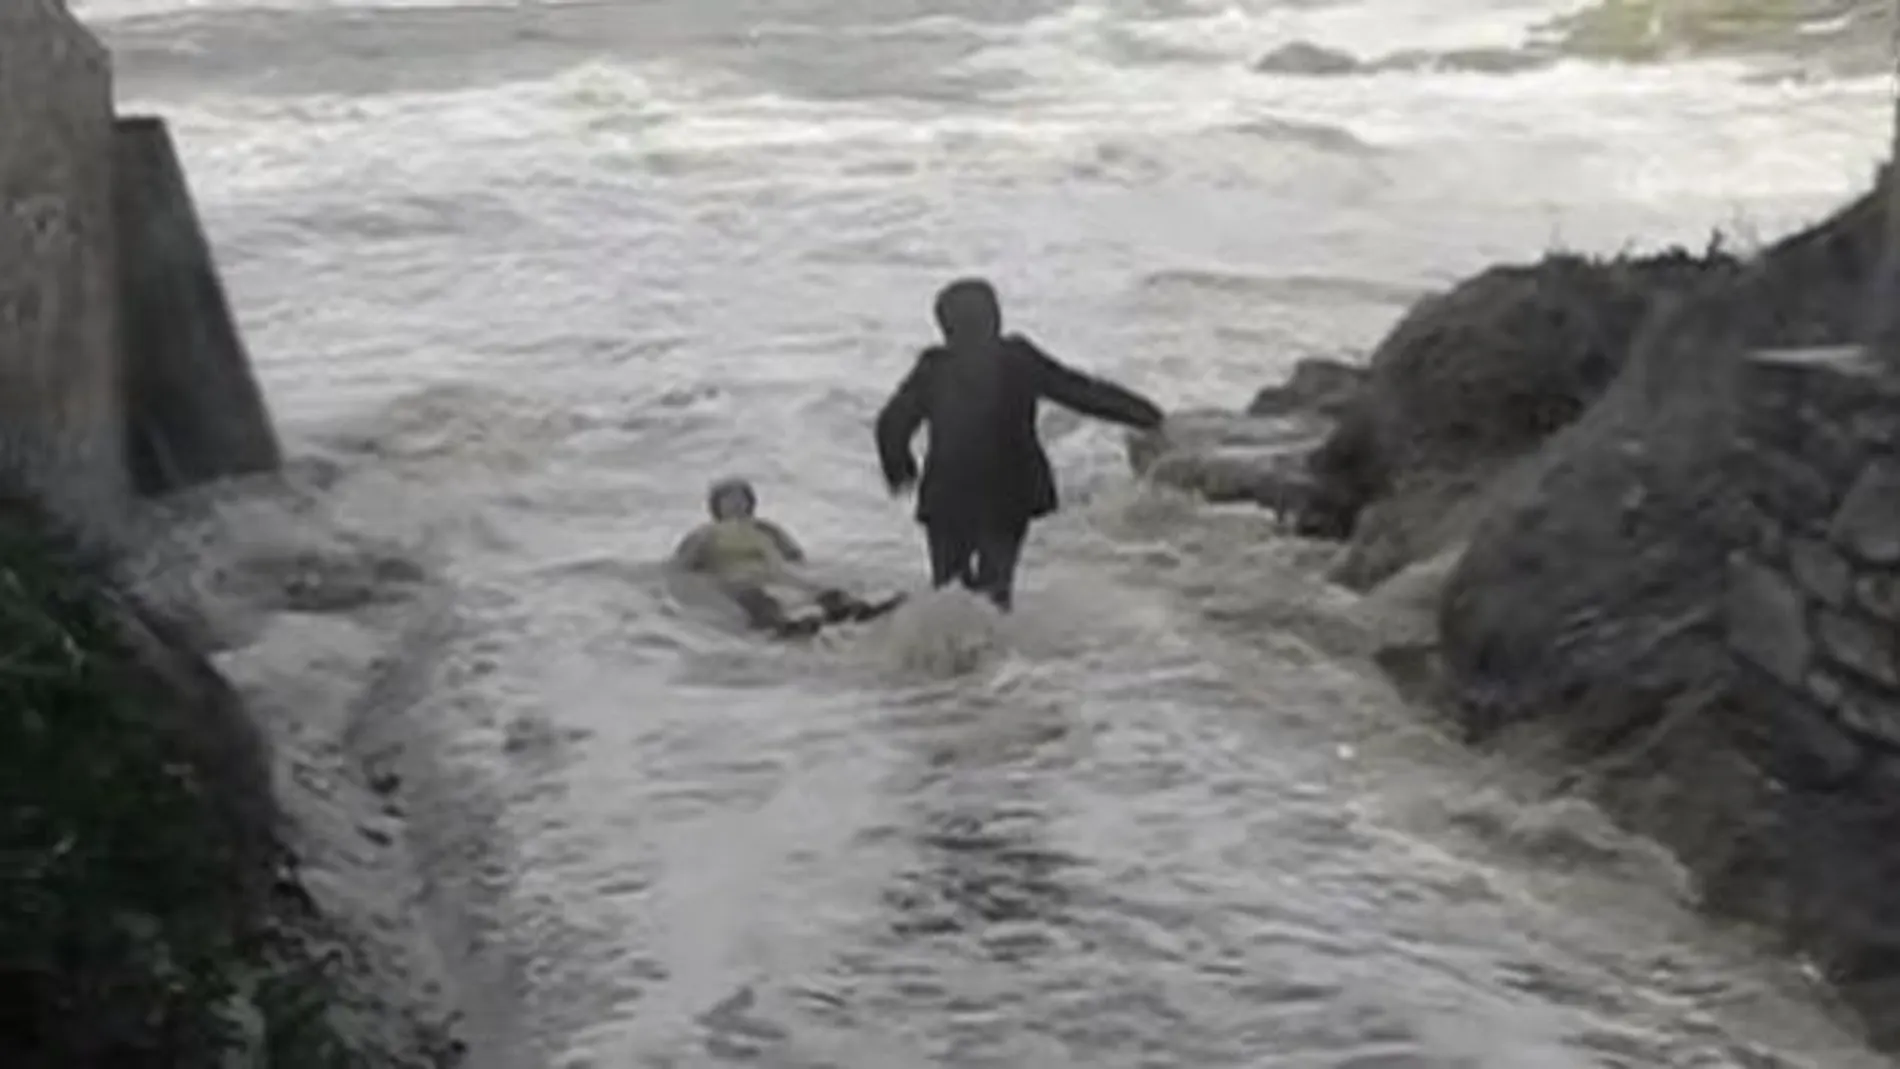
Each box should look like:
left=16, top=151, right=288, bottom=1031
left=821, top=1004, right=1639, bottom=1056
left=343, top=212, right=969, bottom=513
left=873, top=277, right=1167, bottom=611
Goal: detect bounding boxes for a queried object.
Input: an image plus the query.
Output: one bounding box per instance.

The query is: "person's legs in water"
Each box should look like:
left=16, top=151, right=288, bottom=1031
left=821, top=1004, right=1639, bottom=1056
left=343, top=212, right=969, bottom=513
left=925, top=520, right=978, bottom=592
left=729, top=585, right=821, bottom=638
left=815, top=589, right=908, bottom=624
left=970, top=515, right=1031, bottom=612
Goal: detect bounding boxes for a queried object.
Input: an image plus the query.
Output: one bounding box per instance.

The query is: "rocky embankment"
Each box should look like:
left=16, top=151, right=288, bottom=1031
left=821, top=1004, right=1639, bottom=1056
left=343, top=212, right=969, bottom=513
left=0, top=475, right=459, bottom=1067
left=2, top=2, right=471, bottom=1063
left=1253, top=0, right=1894, bottom=80
left=1131, top=167, right=1900, bottom=1050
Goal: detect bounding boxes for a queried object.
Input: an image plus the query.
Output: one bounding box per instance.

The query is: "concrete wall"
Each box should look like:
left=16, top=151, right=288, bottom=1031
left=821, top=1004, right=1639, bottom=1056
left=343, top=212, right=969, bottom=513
left=1728, top=346, right=1900, bottom=782
left=0, top=0, right=127, bottom=526
left=115, top=116, right=283, bottom=495
left=2, top=0, right=283, bottom=524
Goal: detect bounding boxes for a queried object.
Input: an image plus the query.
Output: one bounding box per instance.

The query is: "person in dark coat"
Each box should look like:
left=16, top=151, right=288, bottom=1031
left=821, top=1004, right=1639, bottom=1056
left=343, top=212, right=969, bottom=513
left=873, top=277, right=1167, bottom=611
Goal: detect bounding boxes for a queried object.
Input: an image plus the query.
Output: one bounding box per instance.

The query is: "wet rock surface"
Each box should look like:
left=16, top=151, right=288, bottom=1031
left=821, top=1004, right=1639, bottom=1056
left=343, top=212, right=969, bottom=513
left=1424, top=175, right=1900, bottom=1049
left=131, top=468, right=471, bottom=1066
left=1131, top=162, right=1900, bottom=1051
left=1316, top=245, right=1739, bottom=588
left=1127, top=358, right=1366, bottom=535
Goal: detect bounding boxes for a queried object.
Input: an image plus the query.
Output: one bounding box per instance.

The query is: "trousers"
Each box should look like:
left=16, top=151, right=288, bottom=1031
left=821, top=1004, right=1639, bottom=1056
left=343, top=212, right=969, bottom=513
left=924, top=515, right=1030, bottom=612
left=729, top=584, right=903, bottom=638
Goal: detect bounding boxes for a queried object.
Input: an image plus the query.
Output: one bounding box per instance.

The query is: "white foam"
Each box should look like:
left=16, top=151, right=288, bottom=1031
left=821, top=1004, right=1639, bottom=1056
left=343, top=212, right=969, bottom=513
left=74, top=0, right=544, bottom=20
left=111, top=0, right=1888, bottom=224
left=867, top=587, right=1009, bottom=679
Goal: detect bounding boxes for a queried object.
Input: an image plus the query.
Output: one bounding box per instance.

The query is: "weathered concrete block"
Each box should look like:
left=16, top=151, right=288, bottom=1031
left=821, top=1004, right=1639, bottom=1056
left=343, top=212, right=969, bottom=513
left=0, top=0, right=126, bottom=525
left=1727, top=553, right=1813, bottom=686
left=113, top=116, right=283, bottom=496
left=1817, top=608, right=1900, bottom=689
left=1790, top=536, right=1854, bottom=608
left=1830, top=458, right=1900, bottom=566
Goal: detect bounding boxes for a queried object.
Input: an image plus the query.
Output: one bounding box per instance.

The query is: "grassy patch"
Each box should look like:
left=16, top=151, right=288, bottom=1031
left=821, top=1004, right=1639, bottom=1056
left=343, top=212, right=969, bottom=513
left=0, top=494, right=350, bottom=1066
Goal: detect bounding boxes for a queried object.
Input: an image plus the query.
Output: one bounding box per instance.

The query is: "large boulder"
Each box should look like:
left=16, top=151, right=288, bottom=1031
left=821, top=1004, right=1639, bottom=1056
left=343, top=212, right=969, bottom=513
left=1438, top=173, right=1896, bottom=1043
left=1128, top=408, right=1329, bottom=519
left=1307, top=246, right=1741, bottom=588
left=1252, top=41, right=1362, bottom=76
left=1129, top=357, right=1367, bottom=531
left=1245, top=356, right=1367, bottom=419
left=1441, top=176, right=1883, bottom=737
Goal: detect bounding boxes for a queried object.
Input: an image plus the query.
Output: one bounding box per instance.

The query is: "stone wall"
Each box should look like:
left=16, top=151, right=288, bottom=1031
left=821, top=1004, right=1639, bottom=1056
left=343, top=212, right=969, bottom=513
left=1728, top=345, right=1900, bottom=784
left=0, top=0, right=127, bottom=526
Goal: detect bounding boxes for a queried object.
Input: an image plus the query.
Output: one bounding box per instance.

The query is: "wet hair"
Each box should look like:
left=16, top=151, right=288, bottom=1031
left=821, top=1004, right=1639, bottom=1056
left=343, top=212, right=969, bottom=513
left=933, top=277, right=1002, bottom=345
left=707, top=477, right=757, bottom=519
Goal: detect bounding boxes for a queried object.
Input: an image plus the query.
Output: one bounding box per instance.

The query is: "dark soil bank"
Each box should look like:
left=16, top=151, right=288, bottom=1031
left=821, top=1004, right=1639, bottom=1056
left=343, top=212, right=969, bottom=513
left=1145, top=166, right=1900, bottom=1051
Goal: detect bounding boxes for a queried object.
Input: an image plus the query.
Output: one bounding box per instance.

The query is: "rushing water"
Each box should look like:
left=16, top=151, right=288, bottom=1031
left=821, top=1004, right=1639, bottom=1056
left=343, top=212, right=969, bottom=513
left=76, top=0, right=1900, bottom=1064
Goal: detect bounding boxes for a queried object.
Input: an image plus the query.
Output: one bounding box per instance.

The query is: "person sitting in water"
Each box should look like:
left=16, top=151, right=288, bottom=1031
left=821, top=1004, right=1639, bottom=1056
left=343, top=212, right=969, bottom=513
left=671, top=476, right=903, bottom=638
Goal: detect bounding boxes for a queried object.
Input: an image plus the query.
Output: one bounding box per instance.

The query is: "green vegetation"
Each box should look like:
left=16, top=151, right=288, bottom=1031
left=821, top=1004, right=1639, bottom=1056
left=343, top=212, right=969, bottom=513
left=1534, top=0, right=1887, bottom=69
left=0, top=492, right=348, bottom=1067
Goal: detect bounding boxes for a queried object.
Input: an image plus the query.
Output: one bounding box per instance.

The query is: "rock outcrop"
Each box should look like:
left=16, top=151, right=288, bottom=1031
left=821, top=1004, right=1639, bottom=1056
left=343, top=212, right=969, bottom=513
left=1311, top=246, right=1741, bottom=588
left=1434, top=173, right=1900, bottom=1046
left=1128, top=248, right=1748, bottom=578
left=1244, top=356, right=1366, bottom=420
left=1128, top=358, right=1365, bottom=533
left=1138, top=157, right=1900, bottom=1048
left=1252, top=39, right=1552, bottom=78
left=1253, top=41, right=1361, bottom=76
left=1440, top=175, right=1883, bottom=739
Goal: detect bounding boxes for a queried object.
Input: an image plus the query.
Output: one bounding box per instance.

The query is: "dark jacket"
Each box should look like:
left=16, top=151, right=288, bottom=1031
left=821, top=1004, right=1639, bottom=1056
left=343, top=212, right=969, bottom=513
left=874, top=334, right=1163, bottom=526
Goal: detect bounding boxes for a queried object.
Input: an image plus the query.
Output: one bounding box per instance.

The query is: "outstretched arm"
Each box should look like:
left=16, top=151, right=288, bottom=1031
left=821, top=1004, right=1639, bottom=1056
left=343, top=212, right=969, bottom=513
left=874, top=355, right=931, bottom=493
left=1019, top=337, right=1164, bottom=430
left=758, top=520, right=807, bottom=563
